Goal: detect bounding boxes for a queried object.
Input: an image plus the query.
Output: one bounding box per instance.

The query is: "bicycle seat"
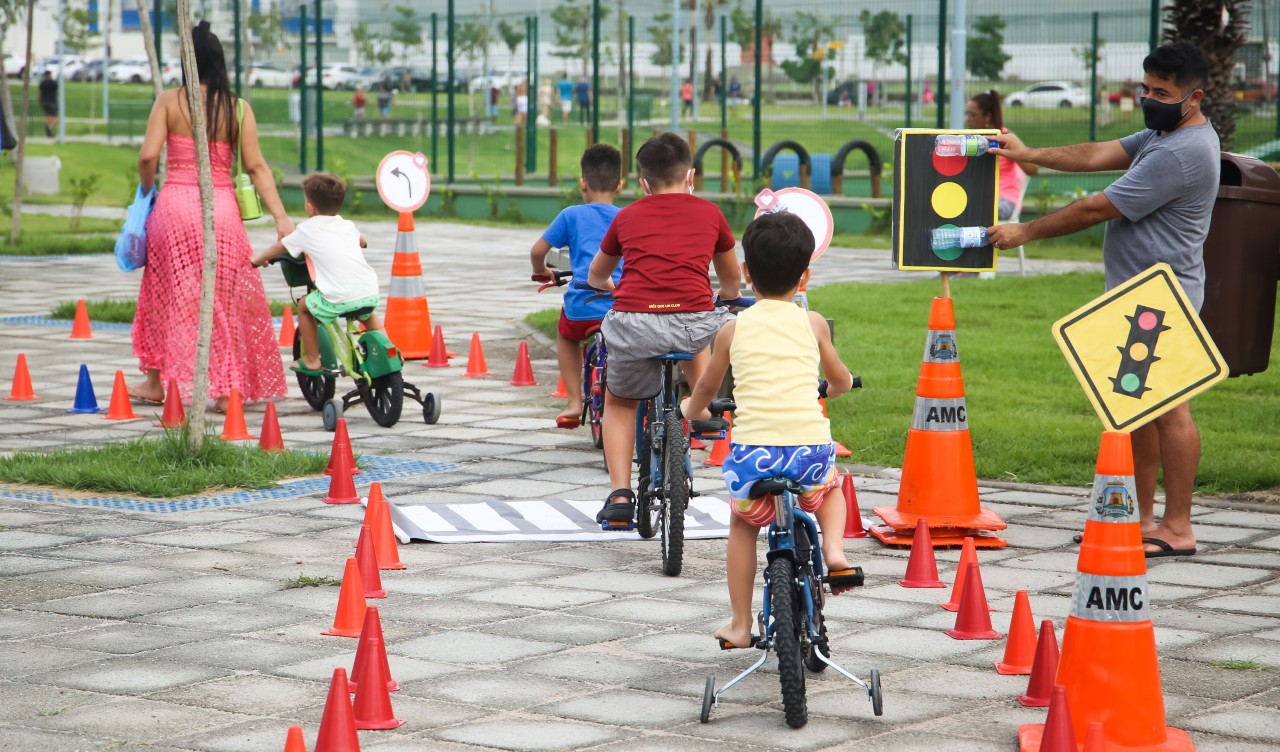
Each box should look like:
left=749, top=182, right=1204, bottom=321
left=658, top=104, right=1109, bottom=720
left=749, top=478, right=803, bottom=500
left=344, top=306, right=376, bottom=321
left=656, top=352, right=694, bottom=362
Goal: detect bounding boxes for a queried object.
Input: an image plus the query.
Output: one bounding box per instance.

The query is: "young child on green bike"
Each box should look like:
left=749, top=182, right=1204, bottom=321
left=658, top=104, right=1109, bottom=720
left=252, top=173, right=381, bottom=374
left=681, top=211, right=857, bottom=650
left=529, top=143, right=624, bottom=429
left=587, top=132, right=743, bottom=526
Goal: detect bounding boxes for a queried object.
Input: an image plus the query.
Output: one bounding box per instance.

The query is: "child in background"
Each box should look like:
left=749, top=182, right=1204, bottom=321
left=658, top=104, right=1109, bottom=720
left=587, top=132, right=743, bottom=526
left=252, top=173, right=380, bottom=374
left=530, top=144, right=624, bottom=428
left=681, top=211, right=858, bottom=649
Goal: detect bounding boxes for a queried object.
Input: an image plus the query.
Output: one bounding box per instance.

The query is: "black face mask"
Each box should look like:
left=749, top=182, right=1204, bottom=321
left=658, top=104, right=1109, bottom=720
left=1140, top=90, right=1195, bottom=132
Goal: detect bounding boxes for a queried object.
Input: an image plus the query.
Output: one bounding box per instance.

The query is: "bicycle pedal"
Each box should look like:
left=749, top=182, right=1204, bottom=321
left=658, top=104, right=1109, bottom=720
left=822, top=567, right=866, bottom=589
left=717, top=634, right=761, bottom=651
left=691, top=431, right=727, bottom=442
left=600, top=519, right=635, bottom=532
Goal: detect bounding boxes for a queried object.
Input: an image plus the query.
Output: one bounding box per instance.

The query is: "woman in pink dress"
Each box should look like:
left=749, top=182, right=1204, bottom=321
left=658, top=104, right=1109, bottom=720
left=130, top=22, right=290, bottom=412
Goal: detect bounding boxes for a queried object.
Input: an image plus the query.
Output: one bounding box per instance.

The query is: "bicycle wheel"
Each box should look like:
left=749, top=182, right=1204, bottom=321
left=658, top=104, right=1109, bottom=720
left=586, top=340, right=606, bottom=450
left=768, top=556, right=808, bottom=728
left=636, top=401, right=658, bottom=539
left=660, top=409, right=689, bottom=577
left=360, top=371, right=404, bottom=427
left=293, top=331, right=335, bottom=411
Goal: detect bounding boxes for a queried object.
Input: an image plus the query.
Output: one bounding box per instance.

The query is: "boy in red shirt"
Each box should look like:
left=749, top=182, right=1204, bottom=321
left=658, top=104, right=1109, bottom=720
left=587, top=132, right=743, bottom=526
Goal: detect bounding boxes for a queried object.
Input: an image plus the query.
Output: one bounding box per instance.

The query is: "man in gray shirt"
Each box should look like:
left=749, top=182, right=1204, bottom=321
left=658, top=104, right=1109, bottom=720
left=987, top=42, right=1218, bottom=559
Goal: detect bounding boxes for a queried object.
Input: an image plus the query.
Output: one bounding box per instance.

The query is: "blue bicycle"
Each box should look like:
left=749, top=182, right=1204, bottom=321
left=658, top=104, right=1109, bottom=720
left=534, top=270, right=607, bottom=454
left=697, top=386, right=881, bottom=728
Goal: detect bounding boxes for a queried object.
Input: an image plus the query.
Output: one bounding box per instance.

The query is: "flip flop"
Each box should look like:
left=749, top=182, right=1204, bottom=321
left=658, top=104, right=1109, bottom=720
left=1142, top=537, right=1196, bottom=558
left=129, top=394, right=164, bottom=406
left=290, top=362, right=325, bottom=377
left=555, top=415, right=580, bottom=429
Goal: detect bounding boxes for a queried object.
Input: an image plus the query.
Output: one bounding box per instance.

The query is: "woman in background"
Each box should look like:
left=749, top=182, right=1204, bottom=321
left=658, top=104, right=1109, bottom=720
left=965, top=90, right=1039, bottom=220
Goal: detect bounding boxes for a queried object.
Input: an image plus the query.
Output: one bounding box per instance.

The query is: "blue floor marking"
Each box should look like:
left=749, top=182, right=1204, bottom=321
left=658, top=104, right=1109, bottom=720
left=0, top=455, right=458, bottom=514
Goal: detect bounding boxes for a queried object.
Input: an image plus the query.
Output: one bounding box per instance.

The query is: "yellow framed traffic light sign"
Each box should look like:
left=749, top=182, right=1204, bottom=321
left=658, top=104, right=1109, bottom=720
left=1053, top=263, right=1227, bottom=432
left=892, top=128, right=1000, bottom=272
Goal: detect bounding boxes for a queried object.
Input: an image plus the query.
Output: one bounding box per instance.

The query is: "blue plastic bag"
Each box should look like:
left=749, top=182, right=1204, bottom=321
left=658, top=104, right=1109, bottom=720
left=115, top=184, right=156, bottom=272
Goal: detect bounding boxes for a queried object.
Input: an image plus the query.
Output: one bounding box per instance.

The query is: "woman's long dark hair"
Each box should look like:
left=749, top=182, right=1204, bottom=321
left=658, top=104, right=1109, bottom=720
left=970, top=90, right=1004, bottom=130
left=183, top=21, right=236, bottom=144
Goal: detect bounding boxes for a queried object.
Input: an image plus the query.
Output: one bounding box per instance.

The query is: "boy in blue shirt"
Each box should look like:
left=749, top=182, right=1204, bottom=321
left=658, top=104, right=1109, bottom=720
left=530, top=144, right=623, bottom=428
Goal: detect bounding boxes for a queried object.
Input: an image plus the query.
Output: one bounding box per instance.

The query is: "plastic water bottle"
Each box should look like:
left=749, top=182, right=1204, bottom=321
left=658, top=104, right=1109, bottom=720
left=931, top=226, right=989, bottom=250
left=934, top=134, right=997, bottom=157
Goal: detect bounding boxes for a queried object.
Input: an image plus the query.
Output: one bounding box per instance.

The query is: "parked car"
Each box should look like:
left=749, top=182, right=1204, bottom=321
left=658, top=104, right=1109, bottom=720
left=825, top=80, right=864, bottom=106
left=1006, top=82, right=1090, bottom=109
left=34, top=55, right=87, bottom=81
left=72, top=58, right=115, bottom=82
left=311, top=63, right=367, bottom=90
left=248, top=62, right=293, bottom=88
left=380, top=65, right=433, bottom=93
left=4, top=51, right=21, bottom=78
left=109, top=56, right=153, bottom=84
left=468, top=69, right=522, bottom=93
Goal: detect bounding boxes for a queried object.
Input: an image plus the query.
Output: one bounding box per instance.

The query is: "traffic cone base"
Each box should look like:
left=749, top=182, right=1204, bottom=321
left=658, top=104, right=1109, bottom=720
left=258, top=402, right=285, bottom=452
left=314, top=668, right=360, bottom=751
left=6, top=354, right=37, bottom=401
left=219, top=389, right=255, bottom=441
left=995, top=590, right=1038, bottom=674
left=944, top=562, right=1000, bottom=640
left=510, top=341, right=538, bottom=386
left=352, top=633, right=404, bottom=730
left=67, top=364, right=101, bottom=414
left=425, top=325, right=451, bottom=368
left=103, top=370, right=138, bottom=420
left=279, top=305, right=296, bottom=348
left=322, top=558, right=367, bottom=637
left=464, top=333, right=492, bottom=377
left=1019, top=723, right=1194, bottom=752
left=833, top=440, right=852, bottom=458
left=868, top=516, right=1008, bottom=549
left=899, top=518, right=945, bottom=588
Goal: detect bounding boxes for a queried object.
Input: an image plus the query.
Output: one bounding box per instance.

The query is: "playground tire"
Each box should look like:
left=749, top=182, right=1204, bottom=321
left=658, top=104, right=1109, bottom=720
left=869, top=668, right=883, bottom=716
left=322, top=399, right=342, bottom=432
left=660, top=410, right=689, bottom=577
left=293, top=332, right=335, bottom=411
left=635, top=402, right=657, bottom=539
left=422, top=392, right=441, bottom=424
left=361, top=372, right=404, bottom=427
left=769, top=556, right=808, bottom=728
left=700, top=675, right=715, bottom=723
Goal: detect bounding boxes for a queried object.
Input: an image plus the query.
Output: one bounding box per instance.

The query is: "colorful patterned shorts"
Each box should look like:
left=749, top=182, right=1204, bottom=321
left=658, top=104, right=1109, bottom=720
left=721, top=443, right=839, bottom=526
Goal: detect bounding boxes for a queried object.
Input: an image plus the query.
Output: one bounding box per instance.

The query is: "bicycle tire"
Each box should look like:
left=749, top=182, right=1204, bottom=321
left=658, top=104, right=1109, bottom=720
left=660, top=410, right=689, bottom=576
left=586, top=338, right=606, bottom=450
left=293, top=331, right=335, bottom=411
left=769, top=556, right=808, bottom=728
left=360, top=371, right=404, bottom=427
left=636, top=401, right=658, bottom=539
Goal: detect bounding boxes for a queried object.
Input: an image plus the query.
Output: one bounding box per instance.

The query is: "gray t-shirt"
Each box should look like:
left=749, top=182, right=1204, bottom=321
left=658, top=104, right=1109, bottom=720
left=1101, top=121, right=1220, bottom=310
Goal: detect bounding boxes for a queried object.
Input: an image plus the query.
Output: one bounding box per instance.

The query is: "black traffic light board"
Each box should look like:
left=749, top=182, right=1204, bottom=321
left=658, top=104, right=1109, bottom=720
left=1111, top=305, right=1172, bottom=399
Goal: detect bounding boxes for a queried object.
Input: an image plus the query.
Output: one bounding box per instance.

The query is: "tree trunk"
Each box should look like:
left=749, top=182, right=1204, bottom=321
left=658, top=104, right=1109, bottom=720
left=0, top=19, right=19, bottom=160
left=9, top=0, right=36, bottom=246
left=135, top=0, right=166, bottom=179
left=174, top=0, right=218, bottom=446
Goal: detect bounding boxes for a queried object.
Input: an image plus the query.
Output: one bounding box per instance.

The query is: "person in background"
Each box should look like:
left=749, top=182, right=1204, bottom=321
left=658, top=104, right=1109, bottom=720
left=728, top=76, right=742, bottom=105
left=514, top=79, right=529, bottom=128
left=681, top=79, right=694, bottom=118
left=39, top=71, right=58, bottom=137
left=558, top=73, right=574, bottom=125
left=351, top=86, right=367, bottom=119
left=576, top=77, right=591, bottom=126
left=964, top=90, right=1039, bottom=221
left=377, top=83, right=393, bottom=118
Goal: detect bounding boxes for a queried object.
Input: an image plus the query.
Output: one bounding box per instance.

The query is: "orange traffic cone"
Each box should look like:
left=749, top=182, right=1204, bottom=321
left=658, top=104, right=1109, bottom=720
left=464, top=333, right=492, bottom=377
left=841, top=474, right=867, bottom=539
left=325, top=418, right=359, bottom=476
left=510, top=341, right=538, bottom=386
left=355, top=524, right=386, bottom=599
left=704, top=414, right=732, bottom=467
left=283, top=724, right=307, bottom=752
left=995, top=590, right=1038, bottom=675
left=5, top=353, right=37, bottom=401
left=1037, top=685, right=1079, bottom=752
left=219, top=388, right=255, bottom=441
left=259, top=402, right=285, bottom=452
left=370, top=488, right=407, bottom=571
left=872, top=297, right=1006, bottom=548
left=361, top=481, right=384, bottom=535
left=425, top=325, right=450, bottom=368
left=899, top=518, right=945, bottom=588
left=941, top=537, right=984, bottom=612
left=103, top=370, right=137, bottom=420
left=323, top=448, right=360, bottom=504
left=314, top=668, right=360, bottom=751
left=944, top=561, right=1000, bottom=639
left=1083, top=722, right=1107, bottom=752
left=352, top=631, right=405, bottom=730
left=322, top=558, right=367, bottom=637
left=278, top=305, right=296, bottom=348
left=550, top=376, right=568, bottom=398
left=70, top=299, right=93, bottom=339
left=350, top=606, right=400, bottom=695
left=1018, top=619, right=1059, bottom=707
left=1020, top=431, right=1194, bottom=751
left=383, top=212, right=433, bottom=359
left=158, top=378, right=186, bottom=428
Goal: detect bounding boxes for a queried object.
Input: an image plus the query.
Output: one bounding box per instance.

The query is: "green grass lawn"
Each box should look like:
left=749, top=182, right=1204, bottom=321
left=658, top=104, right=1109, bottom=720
left=525, top=272, right=1280, bottom=496
left=0, top=428, right=331, bottom=497
left=0, top=211, right=119, bottom=255
left=51, top=298, right=294, bottom=323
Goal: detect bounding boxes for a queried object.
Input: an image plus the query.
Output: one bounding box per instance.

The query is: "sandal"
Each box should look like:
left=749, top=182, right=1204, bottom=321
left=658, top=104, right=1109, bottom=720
left=596, top=488, right=636, bottom=528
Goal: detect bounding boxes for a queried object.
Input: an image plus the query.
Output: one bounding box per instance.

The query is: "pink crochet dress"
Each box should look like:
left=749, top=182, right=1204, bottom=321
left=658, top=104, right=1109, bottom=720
left=133, top=134, right=286, bottom=403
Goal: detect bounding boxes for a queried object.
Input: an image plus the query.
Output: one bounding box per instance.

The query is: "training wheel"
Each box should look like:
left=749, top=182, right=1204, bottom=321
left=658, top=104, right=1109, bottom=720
left=422, top=393, right=441, bottom=424
left=322, top=398, right=343, bottom=432
left=869, top=668, right=883, bottom=716
left=700, top=675, right=715, bottom=723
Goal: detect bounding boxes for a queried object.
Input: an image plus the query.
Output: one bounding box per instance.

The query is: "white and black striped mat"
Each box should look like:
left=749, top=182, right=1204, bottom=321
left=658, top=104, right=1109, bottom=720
left=386, top=496, right=734, bottom=543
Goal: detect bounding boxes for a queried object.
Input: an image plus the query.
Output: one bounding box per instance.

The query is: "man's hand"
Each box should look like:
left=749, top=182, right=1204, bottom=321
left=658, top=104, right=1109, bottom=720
left=987, top=222, right=1032, bottom=251
left=987, top=131, right=1033, bottom=163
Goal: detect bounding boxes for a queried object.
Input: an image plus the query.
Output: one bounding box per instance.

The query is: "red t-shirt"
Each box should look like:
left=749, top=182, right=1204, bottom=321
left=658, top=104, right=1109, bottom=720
left=599, top=193, right=736, bottom=313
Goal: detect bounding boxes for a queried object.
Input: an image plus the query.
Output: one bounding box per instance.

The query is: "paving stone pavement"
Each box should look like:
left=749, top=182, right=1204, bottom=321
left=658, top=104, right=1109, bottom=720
left=0, top=221, right=1276, bottom=752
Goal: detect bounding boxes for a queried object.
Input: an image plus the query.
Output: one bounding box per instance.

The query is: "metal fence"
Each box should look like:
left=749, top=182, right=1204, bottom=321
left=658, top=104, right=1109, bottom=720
left=23, top=0, right=1280, bottom=196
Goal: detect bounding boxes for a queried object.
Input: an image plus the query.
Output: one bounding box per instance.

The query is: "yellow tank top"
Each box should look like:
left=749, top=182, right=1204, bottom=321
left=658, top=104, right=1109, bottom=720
left=729, top=299, right=830, bottom=446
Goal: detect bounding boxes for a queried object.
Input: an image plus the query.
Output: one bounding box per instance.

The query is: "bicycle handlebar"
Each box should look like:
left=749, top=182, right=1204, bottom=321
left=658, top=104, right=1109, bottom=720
left=692, top=377, right=861, bottom=433
left=532, top=269, right=575, bottom=292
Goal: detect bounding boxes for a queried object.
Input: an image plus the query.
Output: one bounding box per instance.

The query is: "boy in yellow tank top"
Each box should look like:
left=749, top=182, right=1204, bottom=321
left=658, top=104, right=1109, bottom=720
left=681, top=212, right=857, bottom=650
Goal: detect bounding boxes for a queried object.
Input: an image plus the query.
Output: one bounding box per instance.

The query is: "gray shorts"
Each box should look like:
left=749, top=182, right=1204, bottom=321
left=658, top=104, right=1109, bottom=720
left=601, top=309, right=726, bottom=399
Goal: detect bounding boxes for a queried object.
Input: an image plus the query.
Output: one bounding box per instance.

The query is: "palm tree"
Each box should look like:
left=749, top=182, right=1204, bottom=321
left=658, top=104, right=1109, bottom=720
left=1163, top=0, right=1250, bottom=149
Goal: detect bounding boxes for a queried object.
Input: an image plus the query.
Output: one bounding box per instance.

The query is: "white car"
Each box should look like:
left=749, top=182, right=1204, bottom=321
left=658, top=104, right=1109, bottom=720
left=248, top=62, right=293, bottom=88
left=109, top=56, right=181, bottom=86
left=1006, top=82, right=1090, bottom=109
left=303, top=63, right=366, bottom=90
left=35, top=55, right=86, bottom=80
left=468, top=70, right=522, bottom=93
